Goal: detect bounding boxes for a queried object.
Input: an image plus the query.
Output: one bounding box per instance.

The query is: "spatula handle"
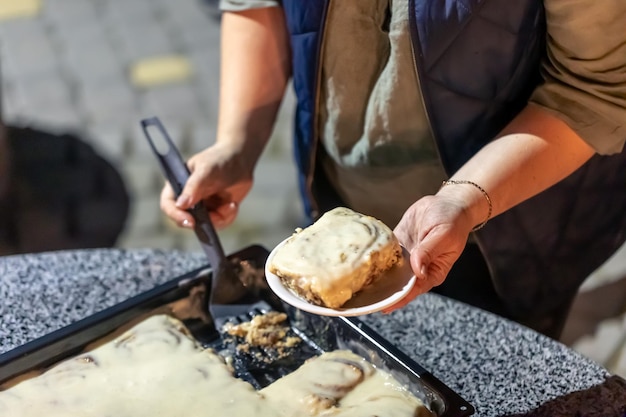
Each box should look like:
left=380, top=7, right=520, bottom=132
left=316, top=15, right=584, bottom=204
left=140, top=116, right=226, bottom=269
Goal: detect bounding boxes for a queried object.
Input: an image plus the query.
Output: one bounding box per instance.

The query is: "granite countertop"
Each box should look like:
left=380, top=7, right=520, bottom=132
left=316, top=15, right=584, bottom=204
left=1, top=248, right=625, bottom=417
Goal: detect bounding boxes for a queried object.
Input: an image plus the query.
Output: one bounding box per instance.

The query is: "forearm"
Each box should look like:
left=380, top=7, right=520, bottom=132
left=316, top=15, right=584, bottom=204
left=439, top=103, right=596, bottom=229
left=217, top=7, right=291, bottom=164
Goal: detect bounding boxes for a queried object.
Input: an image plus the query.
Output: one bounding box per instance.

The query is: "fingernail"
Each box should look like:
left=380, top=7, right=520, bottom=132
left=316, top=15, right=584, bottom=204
left=182, top=219, right=193, bottom=228
left=419, top=265, right=428, bottom=279
left=176, top=195, right=192, bottom=208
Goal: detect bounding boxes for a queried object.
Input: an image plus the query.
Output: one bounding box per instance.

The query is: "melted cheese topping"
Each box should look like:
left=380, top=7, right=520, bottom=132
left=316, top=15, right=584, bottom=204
left=269, top=207, right=402, bottom=308
left=0, top=315, right=432, bottom=417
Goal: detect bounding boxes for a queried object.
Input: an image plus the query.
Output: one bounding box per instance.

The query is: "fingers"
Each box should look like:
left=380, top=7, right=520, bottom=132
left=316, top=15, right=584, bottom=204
left=382, top=278, right=432, bottom=313
left=381, top=263, right=447, bottom=313
left=410, top=240, right=455, bottom=289
left=161, top=180, right=241, bottom=230
left=382, top=240, right=457, bottom=314
left=210, top=201, right=239, bottom=229
left=160, top=183, right=196, bottom=228
left=409, top=246, right=430, bottom=280
left=174, top=166, right=213, bottom=211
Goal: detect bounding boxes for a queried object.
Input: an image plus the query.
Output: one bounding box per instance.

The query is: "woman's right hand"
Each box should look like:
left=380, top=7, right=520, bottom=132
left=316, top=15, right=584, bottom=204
left=159, top=141, right=254, bottom=229
left=161, top=6, right=292, bottom=230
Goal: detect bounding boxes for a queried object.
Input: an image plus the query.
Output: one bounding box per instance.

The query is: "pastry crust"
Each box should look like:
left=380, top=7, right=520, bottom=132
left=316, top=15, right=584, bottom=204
left=268, top=207, right=403, bottom=309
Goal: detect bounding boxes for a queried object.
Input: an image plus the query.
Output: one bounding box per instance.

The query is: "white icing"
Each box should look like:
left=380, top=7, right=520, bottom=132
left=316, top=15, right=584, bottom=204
left=0, top=315, right=431, bottom=417
left=269, top=207, right=401, bottom=308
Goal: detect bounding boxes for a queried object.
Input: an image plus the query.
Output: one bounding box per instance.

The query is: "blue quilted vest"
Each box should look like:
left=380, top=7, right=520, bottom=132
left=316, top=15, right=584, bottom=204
left=280, top=0, right=626, bottom=324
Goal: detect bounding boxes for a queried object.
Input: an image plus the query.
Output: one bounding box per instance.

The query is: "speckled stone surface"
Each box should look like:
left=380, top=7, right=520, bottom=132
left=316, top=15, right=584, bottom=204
left=0, top=248, right=623, bottom=417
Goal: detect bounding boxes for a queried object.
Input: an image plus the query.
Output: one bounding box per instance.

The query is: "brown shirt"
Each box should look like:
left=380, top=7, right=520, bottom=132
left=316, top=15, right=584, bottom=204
left=529, top=0, right=626, bottom=155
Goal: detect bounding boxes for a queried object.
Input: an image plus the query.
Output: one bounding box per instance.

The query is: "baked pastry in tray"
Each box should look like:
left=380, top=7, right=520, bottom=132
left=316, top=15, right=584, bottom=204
left=0, top=314, right=432, bottom=417
left=267, top=207, right=403, bottom=309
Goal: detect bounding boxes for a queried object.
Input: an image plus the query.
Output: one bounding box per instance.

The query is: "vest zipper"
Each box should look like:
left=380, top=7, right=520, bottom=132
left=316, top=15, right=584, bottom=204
left=305, top=0, right=332, bottom=220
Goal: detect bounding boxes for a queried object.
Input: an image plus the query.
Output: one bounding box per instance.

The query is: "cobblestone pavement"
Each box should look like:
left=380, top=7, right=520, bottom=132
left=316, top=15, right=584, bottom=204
left=1, top=0, right=625, bottom=378
left=0, top=0, right=302, bottom=255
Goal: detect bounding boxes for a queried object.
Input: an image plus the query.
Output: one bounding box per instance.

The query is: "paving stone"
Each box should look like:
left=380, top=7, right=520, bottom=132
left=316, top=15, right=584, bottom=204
left=12, top=70, right=72, bottom=109
left=187, top=48, right=220, bottom=85
left=1, top=100, right=20, bottom=122
left=57, top=29, right=123, bottom=86
left=188, top=122, right=216, bottom=154
left=125, top=194, right=163, bottom=234
left=0, top=48, right=17, bottom=85
left=99, top=0, right=159, bottom=24
left=40, top=0, right=99, bottom=27
left=109, top=18, right=176, bottom=64
left=86, top=123, right=131, bottom=162
left=257, top=225, right=300, bottom=250
left=1, top=81, right=26, bottom=122
left=117, top=229, right=179, bottom=251
left=274, top=86, right=297, bottom=150
left=158, top=0, right=215, bottom=32
left=79, top=79, right=138, bottom=126
left=253, top=157, right=299, bottom=193
left=0, top=0, right=41, bottom=20
left=140, top=83, right=203, bottom=118
left=237, top=188, right=298, bottom=229
left=169, top=16, right=221, bottom=51
left=66, top=59, right=124, bottom=92
left=231, top=223, right=297, bottom=252
left=19, top=103, right=83, bottom=133
left=180, top=228, right=240, bottom=255
left=130, top=115, right=190, bottom=161
left=188, top=81, right=218, bottom=131
left=51, top=16, right=108, bottom=46
left=265, top=121, right=294, bottom=159
left=0, top=16, right=47, bottom=44
left=130, top=55, right=194, bottom=89
left=2, top=29, right=60, bottom=79
left=119, top=157, right=163, bottom=197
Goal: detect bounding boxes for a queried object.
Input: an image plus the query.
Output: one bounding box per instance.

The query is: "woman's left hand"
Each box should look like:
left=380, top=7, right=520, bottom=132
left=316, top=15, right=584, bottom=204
left=385, top=192, right=476, bottom=312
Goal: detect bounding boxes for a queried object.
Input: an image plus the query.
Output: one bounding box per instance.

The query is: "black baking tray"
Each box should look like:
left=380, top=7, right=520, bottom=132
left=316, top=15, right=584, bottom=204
left=0, top=245, right=474, bottom=417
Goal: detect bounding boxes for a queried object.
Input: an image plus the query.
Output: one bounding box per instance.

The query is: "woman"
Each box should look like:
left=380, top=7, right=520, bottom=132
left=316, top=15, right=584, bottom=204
left=161, top=0, right=626, bottom=338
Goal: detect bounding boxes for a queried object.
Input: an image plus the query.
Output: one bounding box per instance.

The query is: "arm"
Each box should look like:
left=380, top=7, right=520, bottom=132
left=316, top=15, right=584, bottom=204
left=393, top=105, right=594, bottom=308
left=160, top=7, right=291, bottom=228
left=215, top=7, right=291, bottom=166
left=391, top=0, right=625, bottom=308
left=442, top=103, right=595, bottom=230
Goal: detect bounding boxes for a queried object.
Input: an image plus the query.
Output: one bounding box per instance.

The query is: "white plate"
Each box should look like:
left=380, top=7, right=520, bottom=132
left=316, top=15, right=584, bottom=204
left=265, top=239, right=416, bottom=317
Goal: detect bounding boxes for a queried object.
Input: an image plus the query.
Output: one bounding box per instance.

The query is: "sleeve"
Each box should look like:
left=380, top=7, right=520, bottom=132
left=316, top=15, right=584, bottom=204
left=530, top=0, right=626, bottom=155
left=219, top=0, right=280, bottom=12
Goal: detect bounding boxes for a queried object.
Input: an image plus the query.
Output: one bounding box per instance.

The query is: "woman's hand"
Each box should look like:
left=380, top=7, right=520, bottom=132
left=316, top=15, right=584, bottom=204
left=160, top=142, right=254, bottom=229
left=385, top=104, right=596, bottom=312
left=386, top=185, right=484, bottom=312
left=159, top=7, right=291, bottom=230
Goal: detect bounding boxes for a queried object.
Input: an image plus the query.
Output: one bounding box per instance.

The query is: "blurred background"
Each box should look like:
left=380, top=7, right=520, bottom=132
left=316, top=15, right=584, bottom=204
left=0, top=0, right=625, bottom=377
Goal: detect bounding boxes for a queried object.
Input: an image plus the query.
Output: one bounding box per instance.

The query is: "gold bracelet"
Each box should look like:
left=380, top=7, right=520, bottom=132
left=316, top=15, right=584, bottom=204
left=440, top=180, right=492, bottom=232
